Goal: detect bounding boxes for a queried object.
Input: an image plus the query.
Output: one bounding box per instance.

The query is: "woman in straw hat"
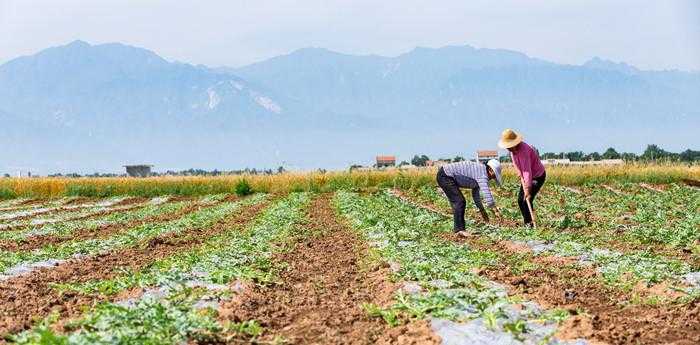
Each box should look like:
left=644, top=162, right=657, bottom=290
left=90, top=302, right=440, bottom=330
left=498, top=129, right=546, bottom=227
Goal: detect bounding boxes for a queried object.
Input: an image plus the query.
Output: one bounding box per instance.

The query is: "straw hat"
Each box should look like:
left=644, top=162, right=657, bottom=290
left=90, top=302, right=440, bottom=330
left=498, top=128, right=523, bottom=149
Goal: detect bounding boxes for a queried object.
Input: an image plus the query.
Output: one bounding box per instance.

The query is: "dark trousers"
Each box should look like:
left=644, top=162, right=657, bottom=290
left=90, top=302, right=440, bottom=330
left=518, top=172, right=546, bottom=225
left=436, top=167, right=466, bottom=232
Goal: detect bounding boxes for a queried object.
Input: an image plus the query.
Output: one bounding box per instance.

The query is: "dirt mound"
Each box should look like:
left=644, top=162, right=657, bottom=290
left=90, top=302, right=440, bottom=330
left=682, top=178, right=700, bottom=188
left=220, top=194, right=440, bottom=345
left=0, top=197, right=269, bottom=338
left=443, top=232, right=700, bottom=345
left=0, top=199, right=194, bottom=252
left=112, top=197, right=148, bottom=206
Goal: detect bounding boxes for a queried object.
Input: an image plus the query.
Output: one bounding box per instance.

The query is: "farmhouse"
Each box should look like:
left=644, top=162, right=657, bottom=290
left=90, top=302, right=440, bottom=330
left=475, top=150, right=499, bottom=163
left=426, top=160, right=449, bottom=167
left=376, top=155, right=396, bottom=168
left=543, top=159, right=625, bottom=166
left=543, top=158, right=572, bottom=165
left=124, top=164, right=153, bottom=177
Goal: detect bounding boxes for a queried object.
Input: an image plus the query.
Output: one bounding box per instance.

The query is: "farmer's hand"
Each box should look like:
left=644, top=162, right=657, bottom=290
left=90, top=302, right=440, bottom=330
left=492, top=207, right=503, bottom=221
left=480, top=209, right=490, bottom=223
left=524, top=187, right=531, bottom=200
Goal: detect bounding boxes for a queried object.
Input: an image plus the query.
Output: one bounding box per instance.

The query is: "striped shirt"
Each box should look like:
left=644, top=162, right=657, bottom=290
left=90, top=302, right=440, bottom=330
left=442, top=161, right=496, bottom=209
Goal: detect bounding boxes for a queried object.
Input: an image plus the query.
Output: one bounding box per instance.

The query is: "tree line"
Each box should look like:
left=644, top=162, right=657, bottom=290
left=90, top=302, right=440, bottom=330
left=536, top=145, right=699, bottom=163
left=37, top=167, right=287, bottom=178
left=402, top=155, right=466, bottom=167
left=405, top=145, right=699, bottom=167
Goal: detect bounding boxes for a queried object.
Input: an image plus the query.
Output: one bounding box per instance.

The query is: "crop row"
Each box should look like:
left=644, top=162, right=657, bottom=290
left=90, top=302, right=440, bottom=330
left=0, top=197, right=174, bottom=242
left=0, top=197, right=80, bottom=213
left=0, top=195, right=232, bottom=279
left=410, top=182, right=699, bottom=257
left=10, top=193, right=311, bottom=344
left=0, top=197, right=134, bottom=226
left=403, top=185, right=700, bottom=297
left=559, top=183, right=699, bottom=250
left=334, top=190, right=572, bottom=343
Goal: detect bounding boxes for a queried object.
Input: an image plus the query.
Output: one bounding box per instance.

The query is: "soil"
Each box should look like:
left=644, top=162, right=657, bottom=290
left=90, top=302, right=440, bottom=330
left=219, top=194, right=440, bottom=345
left=112, top=197, right=148, bottom=207
left=0, top=196, right=270, bottom=338
left=0, top=199, right=195, bottom=252
left=639, top=183, right=667, bottom=193
left=443, top=228, right=700, bottom=345
left=399, top=186, right=700, bottom=267
left=398, top=191, right=700, bottom=345
left=682, top=179, right=700, bottom=188
left=0, top=198, right=145, bottom=229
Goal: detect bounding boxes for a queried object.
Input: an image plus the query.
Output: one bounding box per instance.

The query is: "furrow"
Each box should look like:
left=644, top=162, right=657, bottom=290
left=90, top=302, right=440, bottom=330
left=0, top=194, right=268, bottom=338
left=392, top=190, right=700, bottom=344
left=222, top=193, right=440, bottom=344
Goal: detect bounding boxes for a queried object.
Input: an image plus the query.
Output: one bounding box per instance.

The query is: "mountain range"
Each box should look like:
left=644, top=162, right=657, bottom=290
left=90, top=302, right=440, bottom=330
left=1, top=40, right=698, bottom=174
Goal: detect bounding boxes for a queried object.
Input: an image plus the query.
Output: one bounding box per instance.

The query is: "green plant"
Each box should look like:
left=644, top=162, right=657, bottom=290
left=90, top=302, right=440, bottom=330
left=0, top=187, right=17, bottom=200
left=362, top=303, right=402, bottom=327
left=224, top=320, right=264, bottom=337
left=234, top=179, right=253, bottom=196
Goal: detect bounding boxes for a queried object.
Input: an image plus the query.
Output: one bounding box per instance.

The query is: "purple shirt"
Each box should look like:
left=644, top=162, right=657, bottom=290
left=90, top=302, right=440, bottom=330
left=510, top=142, right=545, bottom=189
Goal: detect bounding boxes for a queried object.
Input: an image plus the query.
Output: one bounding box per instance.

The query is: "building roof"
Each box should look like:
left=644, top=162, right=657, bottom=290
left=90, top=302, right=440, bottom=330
left=123, top=165, right=154, bottom=168
left=476, top=150, right=498, bottom=157
left=376, top=155, right=396, bottom=162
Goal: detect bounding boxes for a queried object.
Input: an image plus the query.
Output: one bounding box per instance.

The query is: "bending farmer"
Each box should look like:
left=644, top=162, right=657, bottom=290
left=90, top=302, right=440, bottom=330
left=498, top=128, right=546, bottom=226
left=436, top=159, right=502, bottom=234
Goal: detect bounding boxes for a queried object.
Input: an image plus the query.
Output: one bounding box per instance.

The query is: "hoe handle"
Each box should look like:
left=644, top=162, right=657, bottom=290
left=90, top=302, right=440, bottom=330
left=525, top=198, right=537, bottom=228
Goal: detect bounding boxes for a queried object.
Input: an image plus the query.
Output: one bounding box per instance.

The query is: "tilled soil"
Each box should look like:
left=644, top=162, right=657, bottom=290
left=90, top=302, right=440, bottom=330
left=0, top=196, right=270, bottom=338
left=220, top=194, right=439, bottom=345
left=0, top=199, right=197, bottom=252
left=396, top=187, right=700, bottom=266
left=441, top=232, right=700, bottom=345
left=541, top=190, right=700, bottom=267
left=0, top=202, right=102, bottom=224
left=396, top=191, right=700, bottom=344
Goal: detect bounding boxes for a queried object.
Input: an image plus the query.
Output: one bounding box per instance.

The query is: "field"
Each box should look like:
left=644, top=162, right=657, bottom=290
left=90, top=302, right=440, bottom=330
left=0, top=167, right=698, bottom=344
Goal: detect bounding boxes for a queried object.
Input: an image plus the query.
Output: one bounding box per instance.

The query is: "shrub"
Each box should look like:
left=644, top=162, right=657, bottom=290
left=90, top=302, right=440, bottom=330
left=234, top=179, right=253, bottom=196
left=0, top=187, right=17, bottom=200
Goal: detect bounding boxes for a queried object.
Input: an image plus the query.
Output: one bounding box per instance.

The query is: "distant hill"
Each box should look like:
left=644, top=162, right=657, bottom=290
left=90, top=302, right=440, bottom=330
left=1, top=41, right=698, bottom=174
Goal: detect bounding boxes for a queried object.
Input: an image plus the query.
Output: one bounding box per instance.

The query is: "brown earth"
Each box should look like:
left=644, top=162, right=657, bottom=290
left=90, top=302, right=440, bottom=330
left=682, top=178, right=700, bottom=188
left=397, top=191, right=700, bottom=345
left=0, top=196, right=270, bottom=338
left=0, top=200, right=149, bottom=235
left=111, top=197, right=148, bottom=207
left=546, top=187, right=700, bottom=267
left=219, top=194, right=440, bottom=345
left=0, top=201, right=98, bottom=224
left=0, top=201, right=131, bottom=229
left=0, top=199, right=196, bottom=252
left=399, top=186, right=700, bottom=267
left=442, top=227, right=700, bottom=345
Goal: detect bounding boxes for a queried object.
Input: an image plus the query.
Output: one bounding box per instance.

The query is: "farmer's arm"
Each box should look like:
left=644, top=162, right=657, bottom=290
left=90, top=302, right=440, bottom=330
left=515, top=151, right=533, bottom=197
left=471, top=188, right=490, bottom=222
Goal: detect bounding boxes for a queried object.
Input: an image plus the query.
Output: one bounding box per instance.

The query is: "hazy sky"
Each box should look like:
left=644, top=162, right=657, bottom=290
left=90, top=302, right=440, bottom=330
left=1, top=0, right=699, bottom=70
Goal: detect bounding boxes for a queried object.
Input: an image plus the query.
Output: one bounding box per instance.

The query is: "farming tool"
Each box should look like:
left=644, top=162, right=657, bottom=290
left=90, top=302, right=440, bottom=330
left=525, top=198, right=537, bottom=228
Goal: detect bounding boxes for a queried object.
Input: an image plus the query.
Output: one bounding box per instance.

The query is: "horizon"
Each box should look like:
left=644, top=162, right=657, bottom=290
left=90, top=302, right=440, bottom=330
left=3, top=144, right=695, bottom=177
left=1, top=1, right=699, bottom=71
left=5, top=39, right=699, bottom=74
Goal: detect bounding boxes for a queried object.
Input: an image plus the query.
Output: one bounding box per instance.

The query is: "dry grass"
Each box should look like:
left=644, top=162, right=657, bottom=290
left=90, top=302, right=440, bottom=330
left=0, top=163, right=697, bottom=199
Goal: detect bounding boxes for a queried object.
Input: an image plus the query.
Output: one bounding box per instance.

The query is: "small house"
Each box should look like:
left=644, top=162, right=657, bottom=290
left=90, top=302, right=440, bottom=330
left=426, top=160, right=449, bottom=167
left=124, top=165, right=153, bottom=177
left=475, top=150, right=499, bottom=163
left=376, top=155, right=396, bottom=168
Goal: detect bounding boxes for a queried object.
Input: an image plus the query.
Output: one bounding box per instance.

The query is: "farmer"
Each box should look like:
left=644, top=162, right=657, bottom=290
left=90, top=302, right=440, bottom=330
left=436, top=159, right=502, bottom=234
left=498, top=129, right=546, bottom=227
